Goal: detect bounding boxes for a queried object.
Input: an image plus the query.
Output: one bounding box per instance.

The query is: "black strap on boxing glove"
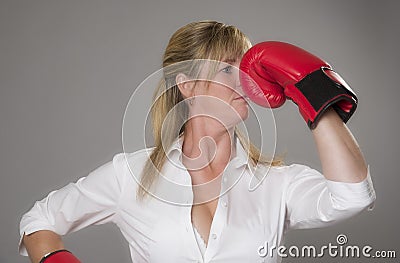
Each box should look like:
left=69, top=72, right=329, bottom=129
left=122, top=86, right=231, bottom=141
left=294, top=68, right=358, bottom=129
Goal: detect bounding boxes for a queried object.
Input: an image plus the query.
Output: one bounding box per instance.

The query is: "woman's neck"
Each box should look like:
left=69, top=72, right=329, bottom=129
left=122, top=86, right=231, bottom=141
left=182, top=117, right=236, bottom=177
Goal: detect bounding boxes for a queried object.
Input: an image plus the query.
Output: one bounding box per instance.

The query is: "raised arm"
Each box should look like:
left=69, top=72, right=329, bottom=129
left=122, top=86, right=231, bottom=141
left=240, top=41, right=375, bottom=229
left=240, top=41, right=367, bottom=180
left=312, top=107, right=367, bottom=182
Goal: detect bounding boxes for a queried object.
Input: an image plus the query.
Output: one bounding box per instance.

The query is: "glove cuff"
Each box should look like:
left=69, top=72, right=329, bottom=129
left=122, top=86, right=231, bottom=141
left=294, top=67, right=358, bottom=129
left=40, top=249, right=81, bottom=263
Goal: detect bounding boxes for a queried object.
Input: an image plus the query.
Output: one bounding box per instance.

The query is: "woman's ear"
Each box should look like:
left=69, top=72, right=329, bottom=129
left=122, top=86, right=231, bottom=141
left=176, top=73, right=194, bottom=98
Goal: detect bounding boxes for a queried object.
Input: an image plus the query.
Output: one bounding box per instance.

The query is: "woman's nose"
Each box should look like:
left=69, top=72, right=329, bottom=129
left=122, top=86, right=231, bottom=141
left=233, top=66, right=245, bottom=95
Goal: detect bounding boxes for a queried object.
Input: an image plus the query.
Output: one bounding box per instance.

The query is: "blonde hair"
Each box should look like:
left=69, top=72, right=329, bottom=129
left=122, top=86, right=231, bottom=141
left=137, top=21, right=283, bottom=200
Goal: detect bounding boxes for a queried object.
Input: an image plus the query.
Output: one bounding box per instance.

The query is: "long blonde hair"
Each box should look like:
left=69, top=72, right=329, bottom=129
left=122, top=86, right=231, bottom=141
left=137, top=21, right=282, bottom=200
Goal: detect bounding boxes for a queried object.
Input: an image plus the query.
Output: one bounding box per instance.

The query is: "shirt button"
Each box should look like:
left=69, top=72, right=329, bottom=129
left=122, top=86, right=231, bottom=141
left=211, top=233, right=217, bottom=239
left=223, top=177, right=228, bottom=183
left=222, top=201, right=227, bottom=207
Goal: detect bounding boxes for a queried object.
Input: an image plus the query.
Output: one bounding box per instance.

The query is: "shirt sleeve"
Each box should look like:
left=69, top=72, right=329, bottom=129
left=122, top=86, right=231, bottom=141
left=284, top=164, right=376, bottom=230
left=18, top=153, right=126, bottom=256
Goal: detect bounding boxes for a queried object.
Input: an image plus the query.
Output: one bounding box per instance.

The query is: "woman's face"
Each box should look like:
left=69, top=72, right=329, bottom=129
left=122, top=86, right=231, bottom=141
left=190, top=59, right=249, bottom=128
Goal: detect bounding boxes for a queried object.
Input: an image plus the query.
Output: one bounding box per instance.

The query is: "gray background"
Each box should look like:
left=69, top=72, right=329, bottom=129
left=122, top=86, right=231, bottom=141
left=1, top=0, right=399, bottom=262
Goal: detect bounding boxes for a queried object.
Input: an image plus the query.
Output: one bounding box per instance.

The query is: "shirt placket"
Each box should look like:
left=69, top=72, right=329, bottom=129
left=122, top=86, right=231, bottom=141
left=202, top=173, right=229, bottom=263
left=180, top=168, right=232, bottom=263
left=181, top=169, right=204, bottom=262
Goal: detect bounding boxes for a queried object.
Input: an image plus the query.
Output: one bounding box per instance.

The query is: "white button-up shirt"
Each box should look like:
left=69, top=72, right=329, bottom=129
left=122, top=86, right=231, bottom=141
left=19, top=137, right=376, bottom=262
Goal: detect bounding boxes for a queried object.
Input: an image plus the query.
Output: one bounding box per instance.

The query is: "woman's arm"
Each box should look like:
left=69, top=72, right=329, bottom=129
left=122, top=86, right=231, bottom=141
left=312, top=107, right=367, bottom=183
left=19, top=153, right=125, bottom=261
left=284, top=111, right=375, bottom=229
left=23, top=231, right=64, bottom=263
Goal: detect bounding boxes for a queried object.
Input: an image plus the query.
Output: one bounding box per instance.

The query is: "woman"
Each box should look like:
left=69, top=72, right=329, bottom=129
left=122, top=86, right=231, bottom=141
left=19, top=21, right=375, bottom=263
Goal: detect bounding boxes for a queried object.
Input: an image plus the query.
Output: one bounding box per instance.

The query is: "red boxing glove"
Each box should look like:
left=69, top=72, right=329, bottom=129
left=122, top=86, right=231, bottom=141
left=40, top=249, right=81, bottom=263
left=239, top=41, right=357, bottom=129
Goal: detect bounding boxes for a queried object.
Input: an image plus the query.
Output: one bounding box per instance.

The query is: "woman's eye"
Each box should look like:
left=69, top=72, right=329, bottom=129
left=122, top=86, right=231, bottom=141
left=221, top=66, right=233, bottom=73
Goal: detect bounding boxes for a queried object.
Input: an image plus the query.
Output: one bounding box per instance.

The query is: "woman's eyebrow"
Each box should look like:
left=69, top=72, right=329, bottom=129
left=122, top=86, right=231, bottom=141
left=222, top=58, right=237, bottom=64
